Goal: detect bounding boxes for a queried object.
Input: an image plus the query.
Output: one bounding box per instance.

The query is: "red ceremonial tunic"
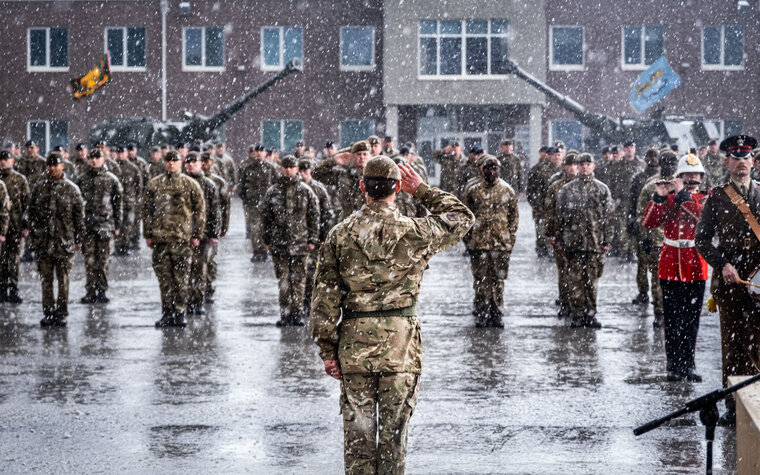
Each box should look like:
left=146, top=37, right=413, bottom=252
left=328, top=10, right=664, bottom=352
left=642, top=190, right=709, bottom=282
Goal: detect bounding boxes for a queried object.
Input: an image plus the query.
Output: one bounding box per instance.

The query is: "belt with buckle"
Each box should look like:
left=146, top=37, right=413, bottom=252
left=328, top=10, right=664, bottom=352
left=664, top=237, right=695, bottom=248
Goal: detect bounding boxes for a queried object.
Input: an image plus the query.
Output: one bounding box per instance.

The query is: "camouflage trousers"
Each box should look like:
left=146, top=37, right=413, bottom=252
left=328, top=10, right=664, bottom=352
left=636, top=244, right=663, bottom=316
left=189, top=241, right=212, bottom=307
left=609, top=211, right=633, bottom=256
left=151, top=242, right=192, bottom=315
left=565, top=251, right=605, bottom=320
left=0, top=233, right=22, bottom=291
left=469, top=250, right=511, bottom=316
left=130, top=206, right=142, bottom=249
left=205, top=240, right=219, bottom=295
left=82, top=233, right=114, bottom=294
left=116, top=202, right=136, bottom=253
left=303, top=249, right=319, bottom=314
left=243, top=203, right=267, bottom=255
left=36, top=253, right=74, bottom=317
left=554, top=249, right=570, bottom=314
left=531, top=209, right=550, bottom=256
left=271, top=253, right=307, bottom=317
left=341, top=372, right=420, bottom=475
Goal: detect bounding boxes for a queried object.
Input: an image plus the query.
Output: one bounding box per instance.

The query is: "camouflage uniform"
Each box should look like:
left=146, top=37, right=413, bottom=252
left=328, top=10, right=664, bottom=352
left=143, top=170, right=205, bottom=320
left=606, top=158, right=643, bottom=257
left=0, top=167, right=29, bottom=301
left=15, top=153, right=47, bottom=187
left=312, top=155, right=346, bottom=218
left=457, top=159, right=481, bottom=199
left=629, top=163, right=661, bottom=306
left=464, top=177, right=518, bottom=326
left=147, top=160, right=165, bottom=181
left=336, top=167, right=365, bottom=221
left=310, top=179, right=473, bottom=474
left=76, top=165, right=123, bottom=300
left=497, top=152, right=524, bottom=193
left=237, top=157, right=278, bottom=259
left=215, top=152, right=238, bottom=192
left=555, top=174, right=614, bottom=327
left=113, top=159, right=143, bottom=255
left=129, top=155, right=149, bottom=250
left=702, top=151, right=727, bottom=187
left=526, top=159, right=561, bottom=256
left=203, top=170, right=230, bottom=300
left=27, top=174, right=84, bottom=320
left=430, top=149, right=464, bottom=194
left=186, top=171, right=221, bottom=312
left=303, top=178, right=334, bottom=314
left=543, top=171, right=576, bottom=317
left=262, top=174, right=320, bottom=325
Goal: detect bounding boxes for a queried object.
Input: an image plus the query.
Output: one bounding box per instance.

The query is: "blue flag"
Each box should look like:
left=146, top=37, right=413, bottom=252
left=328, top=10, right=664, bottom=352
left=630, top=56, right=681, bottom=113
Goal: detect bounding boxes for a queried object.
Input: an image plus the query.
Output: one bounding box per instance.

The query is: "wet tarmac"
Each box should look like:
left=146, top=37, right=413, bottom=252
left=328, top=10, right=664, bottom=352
left=0, top=198, right=737, bottom=473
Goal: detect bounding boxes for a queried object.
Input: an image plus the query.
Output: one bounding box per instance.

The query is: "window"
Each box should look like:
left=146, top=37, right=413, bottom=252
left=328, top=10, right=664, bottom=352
left=622, top=25, right=663, bottom=69
left=339, top=120, right=375, bottom=148
left=550, top=26, right=584, bottom=70
left=262, top=120, right=303, bottom=152
left=706, top=119, right=744, bottom=139
left=27, top=120, right=68, bottom=155
left=28, top=27, right=68, bottom=71
left=183, top=27, right=224, bottom=70
left=340, top=27, right=375, bottom=71
left=262, top=27, right=303, bottom=70
left=106, top=27, right=146, bottom=70
left=702, top=25, right=743, bottom=69
left=550, top=120, right=582, bottom=151
left=418, top=19, right=509, bottom=77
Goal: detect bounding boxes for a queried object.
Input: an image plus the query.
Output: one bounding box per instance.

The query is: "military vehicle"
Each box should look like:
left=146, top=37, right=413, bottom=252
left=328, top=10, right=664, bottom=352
left=87, top=58, right=302, bottom=152
left=502, top=58, right=712, bottom=151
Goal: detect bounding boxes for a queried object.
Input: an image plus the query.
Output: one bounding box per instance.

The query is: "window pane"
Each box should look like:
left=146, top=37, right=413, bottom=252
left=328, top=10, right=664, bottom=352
left=491, top=20, right=508, bottom=35
left=724, top=119, right=743, bottom=136
left=703, top=26, right=720, bottom=65
left=419, top=20, right=436, bottom=35
left=262, top=120, right=281, bottom=150
left=49, top=120, right=68, bottom=150
left=552, top=27, right=583, bottom=65
left=440, top=21, right=461, bottom=35
left=127, top=27, right=146, bottom=67
left=30, top=29, right=47, bottom=66
left=185, top=28, right=203, bottom=66
left=440, top=37, right=461, bottom=74
left=466, top=20, right=487, bottom=34
left=724, top=26, right=743, bottom=66
left=49, top=28, right=68, bottom=67
left=552, top=121, right=582, bottom=151
left=644, top=26, right=663, bottom=65
left=283, top=121, right=303, bottom=152
left=29, top=121, right=47, bottom=154
left=419, top=37, right=438, bottom=75
left=205, top=26, right=224, bottom=67
left=342, top=27, right=373, bottom=67
left=107, top=29, right=125, bottom=66
left=490, top=37, right=509, bottom=74
left=623, top=26, right=641, bottom=64
left=340, top=120, right=373, bottom=148
left=263, top=28, right=280, bottom=66
left=465, top=37, right=487, bottom=74
left=283, top=27, right=302, bottom=64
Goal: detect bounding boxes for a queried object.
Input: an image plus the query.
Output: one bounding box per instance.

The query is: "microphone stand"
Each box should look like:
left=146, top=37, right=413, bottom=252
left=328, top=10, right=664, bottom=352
left=633, top=373, right=760, bottom=475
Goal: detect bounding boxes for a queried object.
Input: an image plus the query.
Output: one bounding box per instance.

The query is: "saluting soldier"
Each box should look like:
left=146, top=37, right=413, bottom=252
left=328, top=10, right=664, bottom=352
left=262, top=155, right=320, bottom=327
left=238, top=144, right=278, bottom=262
left=463, top=155, right=518, bottom=328
left=457, top=145, right=484, bottom=198
left=143, top=150, right=206, bottom=328
left=430, top=141, right=465, bottom=194
left=335, top=141, right=371, bottom=221
left=201, top=152, right=230, bottom=303
left=527, top=146, right=562, bottom=257
left=76, top=150, right=123, bottom=304
left=695, top=135, right=760, bottom=427
left=367, top=135, right=383, bottom=157
left=0, top=150, right=29, bottom=303
left=398, top=146, right=428, bottom=185
left=382, top=136, right=398, bottom=158
left=312, top=143, right=350, bottom=218
left=310, top=158, right=473, bottom=474
left=112, top=146, right=143, bottom=256
left=28, top=153, right=84, bottom=327
left=497, top=139, right=524, bottom=193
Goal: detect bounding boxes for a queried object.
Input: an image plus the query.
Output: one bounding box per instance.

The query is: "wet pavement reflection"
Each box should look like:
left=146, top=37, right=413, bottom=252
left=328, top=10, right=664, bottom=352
left=0, top=199, right=736, bottom=473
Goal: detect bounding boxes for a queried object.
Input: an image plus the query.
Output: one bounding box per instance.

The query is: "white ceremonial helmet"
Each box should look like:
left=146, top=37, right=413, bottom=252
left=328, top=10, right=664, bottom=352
left=676, top=153, right=706, bottom=177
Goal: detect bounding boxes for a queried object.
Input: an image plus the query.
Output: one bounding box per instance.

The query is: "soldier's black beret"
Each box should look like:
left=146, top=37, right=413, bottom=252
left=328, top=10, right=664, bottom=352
left=96, top=140, right=108, bottom=147
left=46, top=152, right=63, bottom=166
left=126, top=143, right=137, bottom=151
left=164, top=150, right=181, bottom=161
left=295, top=140, right=305, bottom=147
left=500, top=139, right=514, bottom=147
left=601, top=146, right=610, bottom=154
left=576, top=152, right=594, bottom=163
left=189, top=144, right=202, bottom=152
left=670, top=144, right=679, bottom=152
left=89, top=150, right=104, bottom=159
left=201, top=152, right=214, bottom=162
left=610, top=146, right=619, bottom=153
left=298, top=158, right=312, bottom=170
left=0, top=151, right=12, bottom=160
left=384, top=136, right=394, bottom=142
left=539, top=146, right=549, bottom=153
left=367, top=135, right=381, bottom=145
left=623, top=140, right=635, bottom=147
left=52, top=145, right=65, bottom=152
left=324, top=140, right=335, bottom=148
left=25, top=140, right=37, bottom=147
left=115, top=146, right=125, bottom=153
left=279, top=155, right=298, bottom=168
left=75, top=142, right=88, bottom=151
left=175, top=142, right=190, bottom=149
left=184, top=152, right=200, bottom=163
left=720, top=135, right=758, bottom=158
left=469, top=145, right=484, bottom=155
left=399, top=146, right=410, bottom=155
left=707, top=138, right=718, bottom=146
left=546, top=146, right=559, bottom=154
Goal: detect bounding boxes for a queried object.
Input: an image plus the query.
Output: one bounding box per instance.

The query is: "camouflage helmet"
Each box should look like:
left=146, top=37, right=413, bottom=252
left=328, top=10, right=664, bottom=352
left=363, top=155, right=401, bottom=180
left=676, top=154, right=705, bottom=177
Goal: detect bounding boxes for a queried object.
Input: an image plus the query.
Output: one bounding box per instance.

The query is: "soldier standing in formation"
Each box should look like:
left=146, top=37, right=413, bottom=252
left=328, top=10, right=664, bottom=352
left=17, top=140, right=46, bottom=264
left=0, top=150, right=28, bottom=303
left=335, top=141, right=371, bottom=221
left=238, top=144, right=278, bottom=262
left=113, top=146, right=143, bottom=256
left=702, top=138, right=726, bottom=187
left=143, top=150, right=205, bottom=328
left=607, top=141, right=643, bottom=260
left=127, top=143, right=148, bottom=251
left=695, top=135, right=760, bottom=427
left=147, top=146, right=165, bottom=180
left=310, top=158, right=473, bottom=474
left=629, top=148, right=661, bottom=305
left=527, top=146, right=561, bottom=257
left=28, top=153, right=83, bottom=327
left=457, top=146, right=484, bottom=198
left=554, top=153, right=613, bottom=328
left=214, top=141, right=238, bottom=192
left=431, top=141, right=464, bottom=194
left=201, top=152, right=230, bottom=303
left=497, top=139, right=524, bottom=193
left=463, top=155, right=518, bottom=328
left=382, top=136, right=398, bottom=158
left=262, top=155, right=320, bottom=327
left=76, top=150, right=123, bottom=304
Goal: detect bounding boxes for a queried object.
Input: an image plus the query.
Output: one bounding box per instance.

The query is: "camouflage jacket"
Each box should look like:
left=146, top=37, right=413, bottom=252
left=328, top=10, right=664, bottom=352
left=526, top=160, right=560, bottom=210
left=215, top=153, right=238, bottom=191
left=464, top=178, right=518, bottom=251
left=310, top=183, right=474, bottom=373
left=497, top=152, right=524, bottom=193
left=312, top=155, right=347, bottom=218
left=457, top=160, right=481, bottom=198
left=130, top=156, right=149, bottom=187
left=187, top=172, right=221, bottom=241
left=143, top=171, right=205, bottom=245
left=703, top=152, right=727, bottom=187
left=337, top=167, right=365, bottom=221
left=0, top=181, right=10, bottom=237
left=636, top=175, right=668, bottom=246
left=431, top=150, right=465, bottom=194
left=15, top=154, right=47, bottom=187
left=204, top=170, right=231, bottom=237
left=27, top=175, right=84, bottom=256
left=0, top=168, right=29, bottom=235
left=75, top=166, right=123, bottom=236
left=261, top=175, right=320, bottom=255
left=147, top=161, right=164, bottom=181
left=113, top=159, right=143, bottom=206
left=556, top=175, right=614, bottom=253
left=408, top=157, right=429, bottom=184
left=306, top=179, right=335, bottom=243
left=607, top=158, right=643, bottom=213
left=237, top=157, right=277, bottom=206
left=629, top=163, right=660, bottom=220
left=543, top=172, right=575, bottom=240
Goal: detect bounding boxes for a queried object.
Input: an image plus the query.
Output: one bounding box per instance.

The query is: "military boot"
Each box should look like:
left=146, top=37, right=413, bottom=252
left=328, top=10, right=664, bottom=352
left=0, top=285, right=6, bottom=303
left=95, top=291, right=110, bottom=304
left=291, top=311, right=305, bottom=326
left=80, top=292, right=97, bottom=304
left=473, top=308, right=489, bottom=328
left=6, top=286, right=23, bottom=304
left=631, top=293, right=649, bottom=305
left=40, top=314, right=67, bottom=328
left=155, top=309, right=174, bottom=328
left=488, top=303, right=505, bottom=328
left=583, top=313, right=602, bottom=329
left=172, top=311, right=187, bottom=328
left=275, top=312, right=290, bottom=327
left=205, top=286, right=215, bottom=304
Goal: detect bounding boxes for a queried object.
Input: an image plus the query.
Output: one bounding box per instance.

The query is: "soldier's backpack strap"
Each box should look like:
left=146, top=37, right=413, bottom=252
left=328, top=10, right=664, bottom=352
left=724, top=185, right=760, bottom=243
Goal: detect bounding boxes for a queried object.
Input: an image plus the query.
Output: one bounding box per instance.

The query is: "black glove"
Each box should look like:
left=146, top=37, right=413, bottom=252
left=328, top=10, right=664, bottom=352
left=640, top=239, right=653, bottom=254
left=674, top=189, right=692, bottom=205
left=627, top=218, right=639, bottom=237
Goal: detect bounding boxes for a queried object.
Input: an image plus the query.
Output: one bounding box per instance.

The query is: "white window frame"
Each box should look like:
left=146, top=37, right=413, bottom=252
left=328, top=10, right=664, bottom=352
left=706, top=118, right=744, bottom=140
left=549, top=25, right=585, bottom=71
left=26, top=120, right=68, bottom=155
left=260, top=119, right=304, bottom=151
left=27, top=27, right=69, bottom=72
left=417, top=19, right=510, bottom=79
left=339, top=26, right=376, bottom=72
left=701, top=25, right=744, bottom=71
left=549, top=120, right=584, bottom=151
left=104, top=27, right=147, bottom=72
left=182, top=26, right=225, bottom=72
left=339, top=119, right=375, bottom=148
left=260, top=26, right=303, bottom=72
left=620, top=25, right=664, bottom=71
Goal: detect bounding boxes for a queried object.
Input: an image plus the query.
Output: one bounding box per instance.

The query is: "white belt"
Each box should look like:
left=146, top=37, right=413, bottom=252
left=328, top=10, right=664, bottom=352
left=664, top=238, right=695, bottom=248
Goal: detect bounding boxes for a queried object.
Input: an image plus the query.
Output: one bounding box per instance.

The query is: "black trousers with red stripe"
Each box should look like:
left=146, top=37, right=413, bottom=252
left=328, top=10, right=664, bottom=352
left=660, top=279, right=706, bottom=375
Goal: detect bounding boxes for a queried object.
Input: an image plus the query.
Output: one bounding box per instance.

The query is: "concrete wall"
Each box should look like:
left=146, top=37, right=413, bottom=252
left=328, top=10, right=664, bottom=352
left=731, top=376, right=760, bottom=475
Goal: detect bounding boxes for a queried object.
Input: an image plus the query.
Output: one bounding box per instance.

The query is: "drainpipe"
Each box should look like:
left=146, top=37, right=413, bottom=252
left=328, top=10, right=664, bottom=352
left=160, top=0, right=168, bottom=122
